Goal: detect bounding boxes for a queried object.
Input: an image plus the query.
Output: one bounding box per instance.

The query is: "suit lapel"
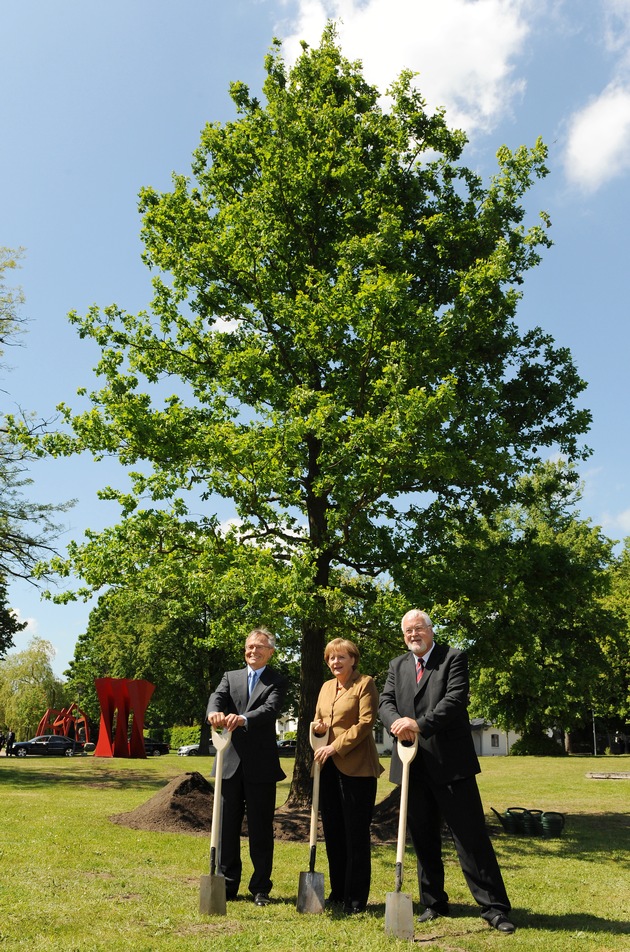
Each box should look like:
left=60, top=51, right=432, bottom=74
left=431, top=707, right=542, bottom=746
left=235, top=669, right=249, bottom=712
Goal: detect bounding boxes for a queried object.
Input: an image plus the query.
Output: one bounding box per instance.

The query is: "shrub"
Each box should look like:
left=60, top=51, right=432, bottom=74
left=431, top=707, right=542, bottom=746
left=510, top=734, right=566, bottom=756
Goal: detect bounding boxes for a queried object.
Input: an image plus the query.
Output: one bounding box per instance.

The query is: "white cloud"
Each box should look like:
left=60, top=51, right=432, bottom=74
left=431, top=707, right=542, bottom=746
left=601, top=506, right=630, bottom=536
left=281, top=0, right=533, bottom=135
left=564, top=83, right=630, bottom=190
left=603, top=0, right=630, bottom=58
left=12, top=608, right=39, bottom=635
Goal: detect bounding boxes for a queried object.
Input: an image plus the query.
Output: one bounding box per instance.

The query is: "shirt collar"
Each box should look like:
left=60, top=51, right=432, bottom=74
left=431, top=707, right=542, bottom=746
left=411, top=644, right=434, bottom=666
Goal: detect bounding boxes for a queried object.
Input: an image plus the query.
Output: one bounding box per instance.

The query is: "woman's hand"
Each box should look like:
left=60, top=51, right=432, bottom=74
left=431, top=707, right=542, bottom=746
left=313, top=743, right=336, bottom=764
left=312, top=719, right=329, bottom=737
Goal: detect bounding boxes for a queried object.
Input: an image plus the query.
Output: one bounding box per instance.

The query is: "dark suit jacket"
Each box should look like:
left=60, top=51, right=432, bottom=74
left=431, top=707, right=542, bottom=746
left=378, top=643, right=480, bottom=786
left=206, top=665, right=288, bottom=783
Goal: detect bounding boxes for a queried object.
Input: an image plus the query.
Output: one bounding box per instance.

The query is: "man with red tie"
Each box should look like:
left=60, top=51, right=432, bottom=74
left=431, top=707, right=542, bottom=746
left=379, top=609, right=516, bottom=934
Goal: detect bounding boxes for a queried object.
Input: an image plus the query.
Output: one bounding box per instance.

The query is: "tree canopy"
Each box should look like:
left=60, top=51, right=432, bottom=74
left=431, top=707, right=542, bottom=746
left=399, top=462, right=619, bottom=747
left=16, top=30, right=592, bottom=796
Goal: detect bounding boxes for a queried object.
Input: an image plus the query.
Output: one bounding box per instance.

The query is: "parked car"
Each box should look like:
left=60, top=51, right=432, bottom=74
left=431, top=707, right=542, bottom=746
left=177, top=743, right=216, bottom=756
left=277, top=739, right=297, bottom=753
left=178, top=743, right=199, bottom=756
left=142, top=737, right=170, bottom=756
left=12, top=735, right=85, bottom=758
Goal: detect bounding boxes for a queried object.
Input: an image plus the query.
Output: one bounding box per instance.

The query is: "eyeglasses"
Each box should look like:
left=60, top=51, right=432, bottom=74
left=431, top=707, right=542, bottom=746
left=404, top=627, right=430, bottom=636
left=246, top=643, right=272, bottom=652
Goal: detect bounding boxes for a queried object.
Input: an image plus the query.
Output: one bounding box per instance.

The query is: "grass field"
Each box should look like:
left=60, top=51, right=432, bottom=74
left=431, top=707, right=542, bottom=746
left=0, top=752, right=628, bottom=951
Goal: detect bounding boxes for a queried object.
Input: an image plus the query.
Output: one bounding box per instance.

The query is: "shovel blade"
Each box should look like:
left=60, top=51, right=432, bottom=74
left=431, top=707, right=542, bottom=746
left=199, top=873, right=227, bottom=916
left=385, top=890, right=414, bottom=939
left=296, top=871, right=325, bottom=914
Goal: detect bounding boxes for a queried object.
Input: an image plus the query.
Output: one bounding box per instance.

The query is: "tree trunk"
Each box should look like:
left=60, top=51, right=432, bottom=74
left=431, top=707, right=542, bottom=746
left=285, top=619, right=326, bottom=807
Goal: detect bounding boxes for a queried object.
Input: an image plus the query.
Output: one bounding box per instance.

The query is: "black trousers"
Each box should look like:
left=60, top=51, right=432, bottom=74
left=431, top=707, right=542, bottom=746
left=406, top=765, right=511, bottom=919
left=319, top=759, right=377, bottom=907
left=219, top=766, right=277, bottom=897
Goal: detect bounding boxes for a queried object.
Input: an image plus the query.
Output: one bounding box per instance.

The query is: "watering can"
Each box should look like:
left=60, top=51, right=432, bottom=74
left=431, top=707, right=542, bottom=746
left=491, top=807, right=529, bottom=835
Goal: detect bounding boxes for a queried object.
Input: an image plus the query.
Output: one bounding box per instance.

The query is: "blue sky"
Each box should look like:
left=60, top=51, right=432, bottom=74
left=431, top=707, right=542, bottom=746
left=2, top=0, right=629, bottom=676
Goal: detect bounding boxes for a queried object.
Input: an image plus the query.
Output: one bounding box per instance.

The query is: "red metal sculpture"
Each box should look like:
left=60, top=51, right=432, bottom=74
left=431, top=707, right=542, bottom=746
left=93, top=677, right=155, bottom=758
left=36, top=702, right=90, bottom=744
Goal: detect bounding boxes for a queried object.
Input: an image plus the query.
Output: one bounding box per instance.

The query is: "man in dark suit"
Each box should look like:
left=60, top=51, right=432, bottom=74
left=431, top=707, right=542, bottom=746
left=379, top=610, right=516, bottom=934
left=206, top=627, right=288, bottom=906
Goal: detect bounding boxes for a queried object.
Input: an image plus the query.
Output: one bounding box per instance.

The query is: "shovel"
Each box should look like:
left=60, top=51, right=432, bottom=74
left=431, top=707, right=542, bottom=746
left=199, top=727, right=232, bottom=915
left=296, top=722, right=330, bottom=913
left=385, top=734, right=418, bottom=939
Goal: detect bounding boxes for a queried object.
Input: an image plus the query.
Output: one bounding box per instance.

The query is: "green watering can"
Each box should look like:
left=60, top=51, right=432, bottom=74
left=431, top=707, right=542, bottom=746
left=541, top=811, right=565, bottom=837
left=491, top=807, right=528, bottom=834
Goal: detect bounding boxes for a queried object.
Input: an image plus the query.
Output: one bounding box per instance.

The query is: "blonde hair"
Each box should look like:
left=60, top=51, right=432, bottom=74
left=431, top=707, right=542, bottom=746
left=324, top=637, right=360, bottom=669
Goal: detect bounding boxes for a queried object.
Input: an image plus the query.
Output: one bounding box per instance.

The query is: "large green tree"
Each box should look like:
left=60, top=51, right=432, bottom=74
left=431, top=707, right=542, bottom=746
left=599, top=539, right=630, bottom=742
left=397, top=463, right=618, bottom=749
left=0, top=636, right=67, bottom=738
left=18, top=31, right=590, bottom=798
left=64, top=586, right=250, bottom=734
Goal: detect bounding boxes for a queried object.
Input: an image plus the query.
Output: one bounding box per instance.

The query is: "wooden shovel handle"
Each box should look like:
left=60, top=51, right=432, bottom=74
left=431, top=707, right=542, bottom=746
left=308, top=723, right=330, bottom=852
left=396, top=736, right=418, bottom=870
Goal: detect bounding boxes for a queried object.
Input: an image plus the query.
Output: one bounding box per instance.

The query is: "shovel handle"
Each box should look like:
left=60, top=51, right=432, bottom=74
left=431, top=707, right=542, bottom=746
left=308, top=723, right=329, bottom=852
left=209, top=729, right=233, bottom=863
left=211, top=728, right=233, bottom=752
left=395, top=736, right=418, bottom=870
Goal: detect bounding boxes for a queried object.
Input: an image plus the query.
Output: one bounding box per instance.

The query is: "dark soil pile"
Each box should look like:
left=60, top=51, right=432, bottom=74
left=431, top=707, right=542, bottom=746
left=110, top=771, right=215, bottom=834
left=110, top=772, right=400, bottom=843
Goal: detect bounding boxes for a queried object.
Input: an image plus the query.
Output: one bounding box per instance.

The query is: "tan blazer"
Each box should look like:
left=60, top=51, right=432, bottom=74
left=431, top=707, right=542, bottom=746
left=315, top=671, right=384, bottom=778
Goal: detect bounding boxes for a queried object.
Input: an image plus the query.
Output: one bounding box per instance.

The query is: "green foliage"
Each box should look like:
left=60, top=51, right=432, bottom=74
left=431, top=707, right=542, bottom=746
left=64, top=588, right=236, bottom=730
left=394, top=462, right=620, bottom=738
left=599, top=538, right=630, bottom=724
left=509, top=733, right=567, bottom=756
left=168, top=724, right=201, bottom=748
left=0, top=574, right=26, bottom=657
left=0, top=636, right=68, bottom=737
left=14, top=32, right=591, bottom=792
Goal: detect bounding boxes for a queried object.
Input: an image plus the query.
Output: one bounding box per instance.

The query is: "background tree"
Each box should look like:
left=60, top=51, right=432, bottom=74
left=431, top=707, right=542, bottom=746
left=1, top=248, right=74, bottom=584
left=0, top=636, right=67, bottom=739
left=0, top=575, right=26, bottom=658
left=64, top=586, right=251, bottom=737
left=394, top=463, right=619, bottom=751
left=20, top=31, right=590, bottom=799
left=598, top=539, right=630, bottom=748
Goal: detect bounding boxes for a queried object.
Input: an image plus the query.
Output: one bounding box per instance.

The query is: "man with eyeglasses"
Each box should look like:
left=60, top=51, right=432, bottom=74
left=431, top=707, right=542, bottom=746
left=206, top=627, right=288, bottom=907
left=379, top=610, right=516, bottom=934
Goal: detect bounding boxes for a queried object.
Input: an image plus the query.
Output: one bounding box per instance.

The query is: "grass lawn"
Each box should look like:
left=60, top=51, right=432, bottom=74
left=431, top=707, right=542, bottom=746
left=0, top=751, right=628, bottom=951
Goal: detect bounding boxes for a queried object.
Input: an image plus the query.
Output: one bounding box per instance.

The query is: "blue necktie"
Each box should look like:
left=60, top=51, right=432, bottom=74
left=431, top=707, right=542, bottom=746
left=248, top=670, right=258, bottom=698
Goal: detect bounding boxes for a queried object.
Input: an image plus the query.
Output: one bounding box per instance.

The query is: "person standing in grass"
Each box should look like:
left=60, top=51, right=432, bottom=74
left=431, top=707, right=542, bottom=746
left=5, top=728, right=15, bottom=757
left=312, top=637, right=383, bottom=915
left=379, top=609, right=516, bottom=935
left=206, top=627, right=288, bottom=907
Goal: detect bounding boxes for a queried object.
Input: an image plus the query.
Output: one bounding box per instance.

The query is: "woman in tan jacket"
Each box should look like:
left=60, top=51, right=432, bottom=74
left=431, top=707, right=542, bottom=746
left=313, top=637, right=383, bottom=914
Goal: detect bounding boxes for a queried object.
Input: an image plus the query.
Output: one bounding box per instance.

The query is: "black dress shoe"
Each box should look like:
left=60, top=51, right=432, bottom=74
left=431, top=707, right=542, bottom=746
left=488, top=913, right=516, bottom=933
left=325, top=895, right=343, bottom=908
left=418, top=904, right=450, bottom=922
left=343, top=900, right=366, bottom=914
left=253, top=892, right=271, bottom=906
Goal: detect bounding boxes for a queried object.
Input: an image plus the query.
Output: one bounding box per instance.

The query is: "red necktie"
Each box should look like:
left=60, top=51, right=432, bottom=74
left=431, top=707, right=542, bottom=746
left=416, top=657, right=425, bottom=683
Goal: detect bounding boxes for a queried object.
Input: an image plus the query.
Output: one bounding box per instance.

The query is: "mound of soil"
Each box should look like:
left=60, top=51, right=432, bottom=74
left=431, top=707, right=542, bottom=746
left=110, top=772, right=401, bottom=843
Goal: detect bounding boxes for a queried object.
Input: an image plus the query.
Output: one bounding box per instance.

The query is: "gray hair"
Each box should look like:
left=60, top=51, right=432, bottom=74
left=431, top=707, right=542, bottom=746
left=401, top=610, right=433, bottom=631
left=247, top=627, right=276, bottom=649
